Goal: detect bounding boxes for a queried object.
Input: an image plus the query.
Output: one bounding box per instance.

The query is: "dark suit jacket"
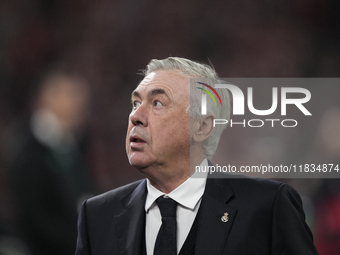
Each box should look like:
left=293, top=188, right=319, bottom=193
left=76, top=175, right=318, bottom=255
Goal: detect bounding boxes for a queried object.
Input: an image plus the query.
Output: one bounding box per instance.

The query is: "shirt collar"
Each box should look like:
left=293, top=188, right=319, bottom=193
left=145, top=159, right=208, bottom=212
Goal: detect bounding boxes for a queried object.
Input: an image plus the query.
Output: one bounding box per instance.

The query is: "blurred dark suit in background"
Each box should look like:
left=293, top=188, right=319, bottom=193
left=3, top=70, right=95, bottom=255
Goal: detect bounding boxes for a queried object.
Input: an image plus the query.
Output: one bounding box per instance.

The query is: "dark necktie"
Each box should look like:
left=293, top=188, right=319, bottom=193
left=154, top=196, right=178, bottom=255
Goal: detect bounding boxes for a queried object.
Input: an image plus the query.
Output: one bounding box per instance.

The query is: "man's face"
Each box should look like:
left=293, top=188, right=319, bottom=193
left=126, top=70, right=191, bottom=175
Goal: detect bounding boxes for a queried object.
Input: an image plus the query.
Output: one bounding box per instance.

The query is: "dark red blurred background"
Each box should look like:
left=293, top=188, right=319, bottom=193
left=0, top=0, right=340, bottom=254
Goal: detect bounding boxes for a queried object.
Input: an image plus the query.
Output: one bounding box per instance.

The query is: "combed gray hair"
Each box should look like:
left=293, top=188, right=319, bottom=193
left=144, top=57, right=230, bottom=159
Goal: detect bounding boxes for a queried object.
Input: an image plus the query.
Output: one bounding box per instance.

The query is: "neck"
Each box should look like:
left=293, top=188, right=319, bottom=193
left=144, top=164, right=190, bottom=194
left=142, top=146, right=206, bottom=193
left=190, top=144, right=207, bottom=175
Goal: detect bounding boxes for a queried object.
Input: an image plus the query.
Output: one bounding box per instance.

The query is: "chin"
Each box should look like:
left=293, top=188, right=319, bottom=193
left=128, top=154, right=153, bottom=170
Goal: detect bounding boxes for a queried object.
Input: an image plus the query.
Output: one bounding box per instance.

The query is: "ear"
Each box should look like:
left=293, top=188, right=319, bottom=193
left=192, top=115, right=214, bottom=143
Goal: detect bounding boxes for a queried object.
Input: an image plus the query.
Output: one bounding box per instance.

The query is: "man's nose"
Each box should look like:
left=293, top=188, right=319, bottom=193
left=129, top=104, right=147, bottom=126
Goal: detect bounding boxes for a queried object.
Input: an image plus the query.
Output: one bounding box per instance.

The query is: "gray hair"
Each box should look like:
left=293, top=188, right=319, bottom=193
left=144, top=57, right=230, bottom=159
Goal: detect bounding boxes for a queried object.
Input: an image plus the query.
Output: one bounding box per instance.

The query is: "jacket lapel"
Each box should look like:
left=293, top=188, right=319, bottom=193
left=195, top=177, right=237, bottom=255
left=114, top=179, right=147, bottom=255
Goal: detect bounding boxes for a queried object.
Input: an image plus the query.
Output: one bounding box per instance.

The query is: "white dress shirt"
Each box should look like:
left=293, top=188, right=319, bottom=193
left=145, top=159, right=208, bottom=255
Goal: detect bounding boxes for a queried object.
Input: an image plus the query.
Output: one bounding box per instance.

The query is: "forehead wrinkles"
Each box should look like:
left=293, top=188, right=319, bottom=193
left=134, top=70, right=190, bottom=102
left=137, top=80, right=173, bottom=98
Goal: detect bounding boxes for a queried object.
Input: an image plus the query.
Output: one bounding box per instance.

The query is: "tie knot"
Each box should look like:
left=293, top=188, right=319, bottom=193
left=156, top=196, right=177, bottom=218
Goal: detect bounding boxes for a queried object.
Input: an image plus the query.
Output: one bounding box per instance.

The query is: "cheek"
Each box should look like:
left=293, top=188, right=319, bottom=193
left=180, top=121, right=191, bottom=146
left=157, top=115, right=190, bottom=146
left=178, top=112, right=191, bottom=134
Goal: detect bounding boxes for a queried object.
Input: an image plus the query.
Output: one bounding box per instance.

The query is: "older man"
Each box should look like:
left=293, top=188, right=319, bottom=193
left=76, top=57, right=318, bottom=255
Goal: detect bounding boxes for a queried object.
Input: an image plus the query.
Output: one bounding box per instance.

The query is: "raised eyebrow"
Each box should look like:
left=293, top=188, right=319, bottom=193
left=131, top=88, right=168, bottom=100
left=148, top=88, right=167, bottom=97
left=131, top=90, right=141, bottom=99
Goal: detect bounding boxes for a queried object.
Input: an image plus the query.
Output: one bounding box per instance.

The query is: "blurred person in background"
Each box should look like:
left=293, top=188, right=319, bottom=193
left=3, top=69, right=95, bottom=255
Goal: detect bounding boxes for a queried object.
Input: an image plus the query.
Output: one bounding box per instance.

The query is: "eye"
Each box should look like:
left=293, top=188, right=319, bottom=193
left=132, top=101, right=141, bottom=109
left=153, top=100, right=163, bottom=108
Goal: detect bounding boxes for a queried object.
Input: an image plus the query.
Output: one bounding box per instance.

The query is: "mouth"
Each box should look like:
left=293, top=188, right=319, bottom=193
left=130, top=135, right=146, bottom=143
left=129, top=135, right=147, bottom=149
left=131, top=138, right=145, bottom=143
